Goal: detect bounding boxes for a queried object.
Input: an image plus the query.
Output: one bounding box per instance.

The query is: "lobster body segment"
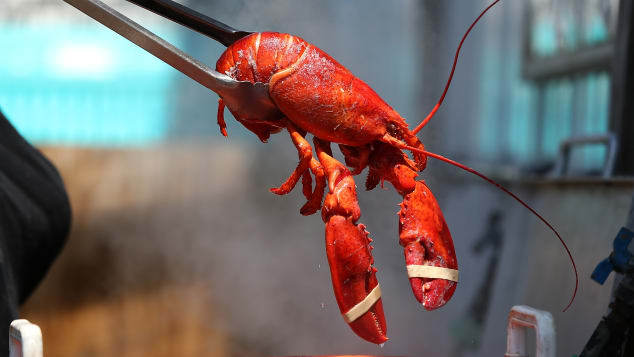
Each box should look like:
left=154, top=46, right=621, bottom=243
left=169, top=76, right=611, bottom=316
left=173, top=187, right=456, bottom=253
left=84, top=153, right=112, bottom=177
left=216, top=33, right=426, bottom=163
left=269, top=46, right=394, bottom=146
left=216, top=32, right=458, bottom=343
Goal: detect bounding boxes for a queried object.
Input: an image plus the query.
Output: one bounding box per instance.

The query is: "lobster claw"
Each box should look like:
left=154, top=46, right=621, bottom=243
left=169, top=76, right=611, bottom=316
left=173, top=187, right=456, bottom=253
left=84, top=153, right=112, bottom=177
left=325, top=215, right=387, bottom=344
left=399, top=181, right=458, bottom=310
left=316, top=138, right=387, bottom=344
left=367, top=144, right=458, bottom=311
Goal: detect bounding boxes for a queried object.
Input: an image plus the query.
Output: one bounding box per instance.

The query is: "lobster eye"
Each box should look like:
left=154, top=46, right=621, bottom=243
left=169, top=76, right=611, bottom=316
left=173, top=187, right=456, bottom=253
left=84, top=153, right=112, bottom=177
left=386, top=122, right=402, bottom=139
left=387, top=122, right=397, bottom=135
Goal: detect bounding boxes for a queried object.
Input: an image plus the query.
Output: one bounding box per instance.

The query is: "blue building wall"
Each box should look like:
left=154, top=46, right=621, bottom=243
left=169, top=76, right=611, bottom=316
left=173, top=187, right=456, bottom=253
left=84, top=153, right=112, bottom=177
left=0, top=23, right=181, bottom=146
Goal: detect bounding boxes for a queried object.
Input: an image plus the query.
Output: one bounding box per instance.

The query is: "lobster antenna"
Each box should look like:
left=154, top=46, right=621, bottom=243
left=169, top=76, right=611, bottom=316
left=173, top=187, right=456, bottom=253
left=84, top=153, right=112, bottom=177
left=405, top=144, right=578, bottom=312
left=408, top=0, right=577, bottom=310
left=412, top=0, right=501, bottom=135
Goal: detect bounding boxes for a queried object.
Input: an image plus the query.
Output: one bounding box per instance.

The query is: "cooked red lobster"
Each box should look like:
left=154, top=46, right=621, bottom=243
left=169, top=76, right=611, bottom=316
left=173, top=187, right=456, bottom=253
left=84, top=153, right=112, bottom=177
left=214, top=0, right=576, bottom=344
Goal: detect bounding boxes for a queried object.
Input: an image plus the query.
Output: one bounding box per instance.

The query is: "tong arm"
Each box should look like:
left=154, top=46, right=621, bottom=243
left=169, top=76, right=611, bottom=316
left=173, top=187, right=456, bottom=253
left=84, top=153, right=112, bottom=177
left=126, top=0, right=252, bottom=46
left=62, top=0, right=281, bottom=122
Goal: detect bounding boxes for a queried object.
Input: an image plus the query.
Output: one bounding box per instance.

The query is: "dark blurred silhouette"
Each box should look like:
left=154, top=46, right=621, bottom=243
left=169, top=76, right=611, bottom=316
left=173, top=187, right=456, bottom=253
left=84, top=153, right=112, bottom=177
left=450, top=210, right=504, bottom=357
left=0, top=109, right=71, bottom=354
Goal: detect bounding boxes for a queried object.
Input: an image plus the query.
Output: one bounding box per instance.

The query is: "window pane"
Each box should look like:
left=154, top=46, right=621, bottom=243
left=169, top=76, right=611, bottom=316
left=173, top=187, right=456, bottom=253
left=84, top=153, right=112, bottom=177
left=529, top=0, right=619, bottom=58
left=541, top=79, right=573, bottom=159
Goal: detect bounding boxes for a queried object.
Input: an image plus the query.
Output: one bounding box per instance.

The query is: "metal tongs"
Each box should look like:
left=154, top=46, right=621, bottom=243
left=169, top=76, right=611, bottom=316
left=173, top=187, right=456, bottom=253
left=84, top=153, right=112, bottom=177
left=62, top=0, right=282, bottom=122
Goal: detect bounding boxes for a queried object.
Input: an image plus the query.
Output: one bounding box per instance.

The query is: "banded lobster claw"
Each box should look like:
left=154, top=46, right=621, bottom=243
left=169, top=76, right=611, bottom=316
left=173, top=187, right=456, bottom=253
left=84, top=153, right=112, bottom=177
left=315, top=139, right=388, bottom=344
left=367, top=143, right=458, bottom=310
left=314, top=138, right=457, bottom=344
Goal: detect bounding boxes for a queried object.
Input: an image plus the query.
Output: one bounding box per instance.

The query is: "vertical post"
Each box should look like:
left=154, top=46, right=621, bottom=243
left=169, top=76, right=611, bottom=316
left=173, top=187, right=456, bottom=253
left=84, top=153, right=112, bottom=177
left=609, top=0, right=634, bottom=175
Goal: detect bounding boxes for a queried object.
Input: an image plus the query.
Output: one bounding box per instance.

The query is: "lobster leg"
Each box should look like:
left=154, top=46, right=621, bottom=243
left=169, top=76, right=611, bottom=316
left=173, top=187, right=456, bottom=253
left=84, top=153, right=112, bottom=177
left=339, top=144, right=371, bottom=175
left=314, top=138, right=388, bottom=344
left=269, top=122, right=325, bottom=215
left=216, top=99, right=281, bottom=142
left=217, top=98, right=228, bottom=137
left=300, top=157, right=325, bottom=215
left=301, top=170, right=313, bottom=201
left=270, top=121, right=312, bottom=195
left=368, top=143, right=458, bottom=310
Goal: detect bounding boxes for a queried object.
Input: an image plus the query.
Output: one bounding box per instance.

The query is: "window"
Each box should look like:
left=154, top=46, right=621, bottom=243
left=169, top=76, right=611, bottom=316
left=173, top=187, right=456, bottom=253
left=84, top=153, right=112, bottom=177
left=523, top=0, right=620, bottom=176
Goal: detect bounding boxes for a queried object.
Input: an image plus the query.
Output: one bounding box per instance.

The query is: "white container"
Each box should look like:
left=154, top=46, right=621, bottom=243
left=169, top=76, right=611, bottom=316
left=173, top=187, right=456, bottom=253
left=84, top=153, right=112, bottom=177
left=9, top=319, right=42, bottom=357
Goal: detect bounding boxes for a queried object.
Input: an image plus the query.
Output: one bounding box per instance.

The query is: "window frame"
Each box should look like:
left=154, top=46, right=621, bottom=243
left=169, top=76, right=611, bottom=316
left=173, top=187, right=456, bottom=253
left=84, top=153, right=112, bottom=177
left=609, top=0, right=634, bottom=175
left=521, top=0, right=634, bottom=177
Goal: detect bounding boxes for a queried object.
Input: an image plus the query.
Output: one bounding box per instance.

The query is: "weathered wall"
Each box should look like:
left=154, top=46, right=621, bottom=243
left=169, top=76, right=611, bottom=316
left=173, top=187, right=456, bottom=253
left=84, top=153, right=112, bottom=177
left=23, top=145, right=633, bottom=357
left=513, top=183, right=634, bottom=357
